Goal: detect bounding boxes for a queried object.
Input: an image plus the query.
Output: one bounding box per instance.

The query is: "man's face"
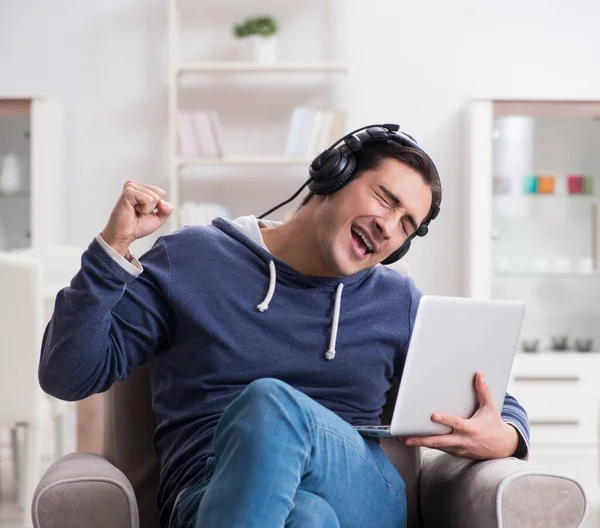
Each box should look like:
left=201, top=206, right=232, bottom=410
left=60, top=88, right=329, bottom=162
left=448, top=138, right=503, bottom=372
left=313, top=158, right=433, bottom=276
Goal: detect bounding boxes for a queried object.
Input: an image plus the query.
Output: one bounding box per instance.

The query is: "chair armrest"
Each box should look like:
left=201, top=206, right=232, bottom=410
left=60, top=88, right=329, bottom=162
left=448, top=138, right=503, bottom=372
left=33, top=452, right=139, bottom=528
left=419, top=449, right=587, bottom=528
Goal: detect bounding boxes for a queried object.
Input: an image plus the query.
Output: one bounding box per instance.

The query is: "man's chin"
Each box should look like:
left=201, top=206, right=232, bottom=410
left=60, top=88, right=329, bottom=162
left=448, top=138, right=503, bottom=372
left=336, top=256, right=373, bottom=277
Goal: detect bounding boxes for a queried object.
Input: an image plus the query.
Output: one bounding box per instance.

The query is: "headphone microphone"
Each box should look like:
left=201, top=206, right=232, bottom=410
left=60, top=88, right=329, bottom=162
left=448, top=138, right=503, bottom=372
left=258, top=123, right=441, bottom=265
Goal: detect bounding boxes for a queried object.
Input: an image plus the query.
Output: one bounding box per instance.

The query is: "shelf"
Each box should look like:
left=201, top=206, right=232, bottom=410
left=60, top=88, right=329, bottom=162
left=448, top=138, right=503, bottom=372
left=494, top=194, right=599, bottom=199
left=519, top=350, right=599, bottom=355
left=177, top=61, right=348, bottom=74
left=494, top=270, right=600, bottom=277
left=0, top=190, right=30, bottom=197
left=177, top=155, right=312, bottom=166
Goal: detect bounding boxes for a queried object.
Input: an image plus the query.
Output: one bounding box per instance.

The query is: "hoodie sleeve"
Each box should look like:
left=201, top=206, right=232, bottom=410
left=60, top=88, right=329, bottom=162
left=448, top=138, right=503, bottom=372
left=400, top=279, right=530, bottom=459
left=38, top=236, right=174, bottom=401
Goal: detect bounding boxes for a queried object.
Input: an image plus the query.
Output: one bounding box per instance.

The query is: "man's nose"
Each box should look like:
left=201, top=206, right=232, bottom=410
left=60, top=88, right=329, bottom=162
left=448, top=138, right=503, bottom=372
left=372, top=217, right=391, bottom=241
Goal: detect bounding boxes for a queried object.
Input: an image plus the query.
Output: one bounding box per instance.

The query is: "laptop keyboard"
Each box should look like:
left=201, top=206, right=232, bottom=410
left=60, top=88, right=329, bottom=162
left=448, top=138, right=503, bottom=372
left=355, top=425, right=390, bottom=430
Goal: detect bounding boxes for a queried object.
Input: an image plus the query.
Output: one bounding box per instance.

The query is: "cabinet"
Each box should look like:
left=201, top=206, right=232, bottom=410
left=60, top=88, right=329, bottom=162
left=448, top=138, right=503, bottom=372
left=0, top=97, right=63, bottom=250
left=468, top=99, right=600, bottom=513
left=508, top=354, right=600, bottom=505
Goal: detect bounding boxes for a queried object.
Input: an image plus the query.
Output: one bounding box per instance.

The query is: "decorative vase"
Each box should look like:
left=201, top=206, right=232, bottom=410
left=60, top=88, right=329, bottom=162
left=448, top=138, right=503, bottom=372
left=0, top=152, right=22, bottom=194
left=249, top=35, right=277, bottom=64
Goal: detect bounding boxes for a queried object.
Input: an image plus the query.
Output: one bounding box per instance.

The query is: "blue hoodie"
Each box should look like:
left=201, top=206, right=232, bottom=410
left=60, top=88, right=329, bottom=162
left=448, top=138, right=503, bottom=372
left=39, top=216, right=530, bottom=526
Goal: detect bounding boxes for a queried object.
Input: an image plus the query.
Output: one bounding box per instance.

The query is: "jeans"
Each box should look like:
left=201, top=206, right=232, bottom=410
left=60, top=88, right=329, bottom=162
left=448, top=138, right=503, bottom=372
left=170, top=378, right=406, bottom=527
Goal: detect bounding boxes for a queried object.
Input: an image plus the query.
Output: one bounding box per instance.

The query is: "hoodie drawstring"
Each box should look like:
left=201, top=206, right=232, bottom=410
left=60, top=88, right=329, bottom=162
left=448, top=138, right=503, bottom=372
left=325, top=283, right=344, bottom=360
left=256, top=260, right=344, bottom=361
left=256, top=260, right=276, bottom=312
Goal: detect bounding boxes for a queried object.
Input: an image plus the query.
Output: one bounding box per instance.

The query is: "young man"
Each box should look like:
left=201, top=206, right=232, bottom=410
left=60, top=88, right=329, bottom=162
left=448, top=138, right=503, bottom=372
left=39, top=127, right=529, bottom=528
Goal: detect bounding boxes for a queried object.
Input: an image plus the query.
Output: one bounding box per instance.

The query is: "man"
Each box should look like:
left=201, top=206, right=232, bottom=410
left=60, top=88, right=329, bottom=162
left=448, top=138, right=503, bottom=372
left=39, top=126, right=529, bottom=528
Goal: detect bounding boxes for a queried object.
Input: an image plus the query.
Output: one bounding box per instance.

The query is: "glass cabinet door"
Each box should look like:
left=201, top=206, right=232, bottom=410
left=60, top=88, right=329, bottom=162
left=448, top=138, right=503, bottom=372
left=0, top=100, right=31, bottom=250
left=489, top=101, right=600, bottom=355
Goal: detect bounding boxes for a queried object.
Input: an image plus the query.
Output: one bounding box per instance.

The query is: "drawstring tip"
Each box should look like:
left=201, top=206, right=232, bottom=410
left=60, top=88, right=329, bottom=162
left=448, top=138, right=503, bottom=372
left=256, top=302, right=269, bottom=312
left=325, top=349, right=336, bottom=360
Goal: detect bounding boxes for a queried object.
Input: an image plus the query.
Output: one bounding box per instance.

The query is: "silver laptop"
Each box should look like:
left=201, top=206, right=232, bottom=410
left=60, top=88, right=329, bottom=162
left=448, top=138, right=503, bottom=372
left=355, top=295, right=525, bottom=438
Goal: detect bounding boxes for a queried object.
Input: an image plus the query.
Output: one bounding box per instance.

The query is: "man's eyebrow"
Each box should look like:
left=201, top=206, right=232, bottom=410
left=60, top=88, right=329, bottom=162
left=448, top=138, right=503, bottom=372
left=378, top=185, right=418, bottom=232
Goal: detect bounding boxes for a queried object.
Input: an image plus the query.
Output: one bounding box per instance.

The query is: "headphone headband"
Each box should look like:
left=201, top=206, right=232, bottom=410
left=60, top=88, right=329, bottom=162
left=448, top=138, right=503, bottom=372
left=311, top=123, right=420, bottom=171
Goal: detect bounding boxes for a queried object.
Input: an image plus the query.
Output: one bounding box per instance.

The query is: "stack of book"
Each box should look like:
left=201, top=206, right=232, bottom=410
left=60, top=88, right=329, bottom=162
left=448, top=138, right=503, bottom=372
left=178, top=110, right=225, bottom=157
left=285, top=107, right=348, bottom=158
left=179, top=202, right=230, bottom=226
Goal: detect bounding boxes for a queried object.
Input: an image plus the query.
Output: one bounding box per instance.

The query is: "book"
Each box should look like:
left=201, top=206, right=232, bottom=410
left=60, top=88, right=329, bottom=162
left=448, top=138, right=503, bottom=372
left=285, top=107, right=348, bottom=158
left=177, top=112, right=197, bottom=156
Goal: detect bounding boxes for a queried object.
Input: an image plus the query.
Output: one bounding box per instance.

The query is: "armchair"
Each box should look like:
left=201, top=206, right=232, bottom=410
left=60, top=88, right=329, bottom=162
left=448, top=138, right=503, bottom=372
left=33, top=364, right=587, bottom=528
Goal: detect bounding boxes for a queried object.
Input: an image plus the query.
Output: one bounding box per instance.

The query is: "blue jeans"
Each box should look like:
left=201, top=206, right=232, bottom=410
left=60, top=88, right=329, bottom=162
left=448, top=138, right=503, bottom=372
left=170, top=378, right=406, bottom=527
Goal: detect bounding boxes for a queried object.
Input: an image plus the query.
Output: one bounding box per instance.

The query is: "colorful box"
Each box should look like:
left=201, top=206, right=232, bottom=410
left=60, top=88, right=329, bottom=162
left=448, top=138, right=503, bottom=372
left=523, top=175, right=538, bottom=194
left=567, top=174, right=584, bottom=194
left=537, top=175, right=555, bottom=194
left=584, top=175, right=594, bottom=194
left=493, top=176, right=511, bottom=194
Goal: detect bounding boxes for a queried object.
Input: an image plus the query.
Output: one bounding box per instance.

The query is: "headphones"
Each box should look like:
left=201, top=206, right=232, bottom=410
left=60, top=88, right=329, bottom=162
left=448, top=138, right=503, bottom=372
left=259, top=123, right=441, bottom=265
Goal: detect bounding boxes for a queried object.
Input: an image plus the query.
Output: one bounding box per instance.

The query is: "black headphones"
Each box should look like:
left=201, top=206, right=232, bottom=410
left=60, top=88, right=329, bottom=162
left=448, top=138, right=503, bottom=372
left=259, top=123, right=441, bottom=265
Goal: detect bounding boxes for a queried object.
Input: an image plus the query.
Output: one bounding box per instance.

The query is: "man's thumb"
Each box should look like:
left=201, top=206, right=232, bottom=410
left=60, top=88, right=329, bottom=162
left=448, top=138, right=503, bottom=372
left=156, top=199, right=173, bottom=220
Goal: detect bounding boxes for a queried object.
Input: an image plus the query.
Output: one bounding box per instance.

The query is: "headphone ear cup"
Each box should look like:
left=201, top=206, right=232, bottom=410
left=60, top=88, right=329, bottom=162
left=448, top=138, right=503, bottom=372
left=381, top=239, right=411, bottom=266
left=309, top=148, right=357, bottom=195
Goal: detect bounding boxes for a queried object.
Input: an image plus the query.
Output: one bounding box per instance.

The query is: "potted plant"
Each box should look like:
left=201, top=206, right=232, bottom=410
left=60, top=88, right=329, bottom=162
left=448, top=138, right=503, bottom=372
left=233, top=15, right=278, bottom=64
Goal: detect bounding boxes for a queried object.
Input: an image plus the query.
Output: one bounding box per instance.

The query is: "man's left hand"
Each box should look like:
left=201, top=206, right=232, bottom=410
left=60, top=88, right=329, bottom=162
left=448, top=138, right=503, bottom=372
left=403, top=372, right=519, bottom=460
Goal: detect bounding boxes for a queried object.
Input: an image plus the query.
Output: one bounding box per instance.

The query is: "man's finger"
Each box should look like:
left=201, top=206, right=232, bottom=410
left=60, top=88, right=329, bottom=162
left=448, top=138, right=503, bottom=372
left=431, top=412, right=469, bottom=432
left=128, top=189, right=159, bottom=215
left=405, top=434, right=463, bottom=450
left=474, top=371, right=496, bottom=409
left=140, top=183, right=167, bottom=198
left=155, top=199, right=173, bottom=220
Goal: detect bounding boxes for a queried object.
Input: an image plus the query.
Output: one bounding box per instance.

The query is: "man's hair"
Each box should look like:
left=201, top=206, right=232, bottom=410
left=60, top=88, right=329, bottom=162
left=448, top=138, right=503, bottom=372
left=299, top=141, right=442, bottom=221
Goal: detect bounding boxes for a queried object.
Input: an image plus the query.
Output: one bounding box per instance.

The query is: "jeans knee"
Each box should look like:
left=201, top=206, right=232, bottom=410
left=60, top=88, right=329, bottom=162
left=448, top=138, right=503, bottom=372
left=224, top=377, right=302, bottom=426
left=215, top=378, right=303, bottom=448
left=242, top=377, right=291, bottom=400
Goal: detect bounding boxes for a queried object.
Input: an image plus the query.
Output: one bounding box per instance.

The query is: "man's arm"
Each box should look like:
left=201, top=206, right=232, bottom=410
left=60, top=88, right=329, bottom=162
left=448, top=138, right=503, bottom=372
left=38, top=235, right=173, bottom=401
left=501, top=393, right=530, bottom=458
left=39, top=180, right=174, bottom=401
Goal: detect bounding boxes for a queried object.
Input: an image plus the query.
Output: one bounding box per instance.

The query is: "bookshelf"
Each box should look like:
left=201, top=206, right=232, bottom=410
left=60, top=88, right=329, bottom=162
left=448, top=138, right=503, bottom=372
left=178, top=155, right=312, bottom=166
left=166, top=0, right=350, bottom=231
left=178, top=61, right=348, bottom=73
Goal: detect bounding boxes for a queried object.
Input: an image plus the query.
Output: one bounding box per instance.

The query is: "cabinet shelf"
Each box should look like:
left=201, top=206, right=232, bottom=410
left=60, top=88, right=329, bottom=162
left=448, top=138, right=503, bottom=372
left=493, top=270, right=600, bottom=277
left=0, top=190, right=30, bottom=197
left=494, top=193, right=599, bottom=199
left=177, top=61, right=348, bottom=74
left=177, top=155, right=312, bottom=166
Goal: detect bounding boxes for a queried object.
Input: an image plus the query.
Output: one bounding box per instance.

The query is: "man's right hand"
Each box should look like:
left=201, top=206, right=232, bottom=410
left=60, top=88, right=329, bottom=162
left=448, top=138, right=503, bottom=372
left=100, top=180, right=173, bottom=257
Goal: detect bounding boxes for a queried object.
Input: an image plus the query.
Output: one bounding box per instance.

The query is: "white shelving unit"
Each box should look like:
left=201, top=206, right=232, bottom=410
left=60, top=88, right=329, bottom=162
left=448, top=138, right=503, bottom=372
left=177, top=155, right=312, bottom=166
left=178, top=61, right=348, bottom=73
left=166, top=0, right=350, bottom=231
left=0, top=97, right=63, bottom=250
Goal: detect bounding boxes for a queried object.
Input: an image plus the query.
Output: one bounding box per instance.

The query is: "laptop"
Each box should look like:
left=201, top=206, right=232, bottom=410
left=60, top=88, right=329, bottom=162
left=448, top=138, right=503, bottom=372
left=354, top=295, right=525, bottom=438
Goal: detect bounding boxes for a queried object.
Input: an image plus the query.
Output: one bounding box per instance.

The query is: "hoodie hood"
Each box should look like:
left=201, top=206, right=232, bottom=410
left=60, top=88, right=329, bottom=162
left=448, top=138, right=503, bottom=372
left=215, top=215, right=374, bottom=360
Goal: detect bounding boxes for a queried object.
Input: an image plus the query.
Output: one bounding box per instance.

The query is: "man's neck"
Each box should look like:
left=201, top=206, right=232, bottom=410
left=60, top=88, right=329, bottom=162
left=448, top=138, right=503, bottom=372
left=260, top=213, right=334, bottom=277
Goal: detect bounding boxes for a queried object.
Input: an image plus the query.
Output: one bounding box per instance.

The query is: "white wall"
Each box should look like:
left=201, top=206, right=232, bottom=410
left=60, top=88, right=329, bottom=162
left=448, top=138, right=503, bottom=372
left=347, top=0, right=600, bottom=294
left=2, top=0, right=600, bottom=294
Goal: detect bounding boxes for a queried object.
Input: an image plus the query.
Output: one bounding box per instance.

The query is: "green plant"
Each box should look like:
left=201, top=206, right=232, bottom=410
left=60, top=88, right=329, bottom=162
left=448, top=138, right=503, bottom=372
left=234, top=16, right=278, bottom=38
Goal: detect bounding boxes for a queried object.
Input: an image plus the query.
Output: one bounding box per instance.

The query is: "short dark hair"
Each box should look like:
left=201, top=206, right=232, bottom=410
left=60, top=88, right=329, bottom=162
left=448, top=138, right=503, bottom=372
left=299, top=141, right=442, bottom=221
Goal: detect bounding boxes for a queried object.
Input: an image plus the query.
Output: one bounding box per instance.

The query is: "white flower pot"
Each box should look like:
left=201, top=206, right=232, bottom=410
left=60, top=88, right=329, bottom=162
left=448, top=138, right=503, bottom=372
left=249, top=35, right=277, bottom=64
